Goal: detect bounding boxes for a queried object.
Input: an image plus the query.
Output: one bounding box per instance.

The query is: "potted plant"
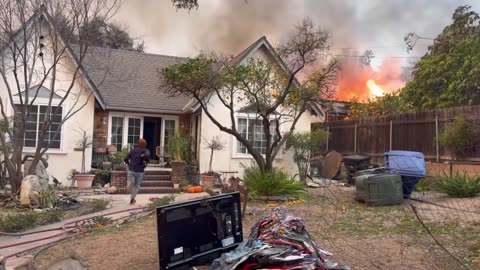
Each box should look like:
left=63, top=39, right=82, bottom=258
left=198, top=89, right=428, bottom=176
left=73, top=129, right=95, bottom=189
left=168, top=131, right=188, bottom=189
left=201, top=136, right=224, bottom=188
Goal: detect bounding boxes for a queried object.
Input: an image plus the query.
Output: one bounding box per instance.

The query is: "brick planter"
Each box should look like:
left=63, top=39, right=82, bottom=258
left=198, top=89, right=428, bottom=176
left=111, top=170, right=128, bottom=194
left=171, top=161, right=186, bottom=189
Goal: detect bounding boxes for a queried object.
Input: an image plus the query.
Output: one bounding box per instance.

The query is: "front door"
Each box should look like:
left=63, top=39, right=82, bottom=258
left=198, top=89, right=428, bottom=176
left=143, top=117, right=162, bottom=160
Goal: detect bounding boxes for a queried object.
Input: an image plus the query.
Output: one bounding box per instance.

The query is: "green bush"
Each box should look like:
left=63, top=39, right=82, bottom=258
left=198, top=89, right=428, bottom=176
left=0, top=212, right=38, bottom=232
left=149, top=195, right=176, bottom=210
left=285, top=130, right=329, bottom=182
left=243, top=167, right=306, bottom=198
left=108, top=147, right=129, bottom=164
left=415, top=178, right=435, bottom=192
left=439, top=115, right=477, bottom=157
left=33, top=188, right=58, bottom=209
left=81, top=198, right=110, bottom=214
left=38, top=209, right=65, bottom=225
left=436, top=172, right=480, bottom=197
left=0, top=209, right=65, bottom=232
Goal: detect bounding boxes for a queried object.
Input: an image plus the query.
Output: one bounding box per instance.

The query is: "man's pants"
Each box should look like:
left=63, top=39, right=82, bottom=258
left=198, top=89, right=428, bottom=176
left=127, top=170, right=145, bottom=200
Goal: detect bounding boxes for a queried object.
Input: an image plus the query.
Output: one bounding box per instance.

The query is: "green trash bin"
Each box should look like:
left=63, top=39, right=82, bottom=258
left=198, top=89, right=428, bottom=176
left=354, top=170, right=403, bottom=206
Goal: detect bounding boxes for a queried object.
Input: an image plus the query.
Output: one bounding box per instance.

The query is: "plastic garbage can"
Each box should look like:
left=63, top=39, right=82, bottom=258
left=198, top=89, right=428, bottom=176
left=384, top=151, right=426, bottom=199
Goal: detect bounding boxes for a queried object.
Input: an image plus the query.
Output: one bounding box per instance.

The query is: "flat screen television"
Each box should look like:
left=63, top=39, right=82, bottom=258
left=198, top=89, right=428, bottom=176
left=156, top=192, right=243, bottom=270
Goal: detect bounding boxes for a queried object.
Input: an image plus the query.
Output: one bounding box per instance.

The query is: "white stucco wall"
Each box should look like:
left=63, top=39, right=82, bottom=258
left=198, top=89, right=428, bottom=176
left=0, top=22, right=96, bottom=185
left=198, top=45, right=312, bottom=179
left=198, top=94, right=312, bottom=179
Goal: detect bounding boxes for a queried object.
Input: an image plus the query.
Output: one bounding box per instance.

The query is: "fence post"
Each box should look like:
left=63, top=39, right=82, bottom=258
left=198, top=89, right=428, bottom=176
left=389, top=120, right=393, bottom=151
left=354, top=123, right=357, bottom=153
left=435, top=114, right=439, bottom=162
left=326, top=126, right=329, bottom=152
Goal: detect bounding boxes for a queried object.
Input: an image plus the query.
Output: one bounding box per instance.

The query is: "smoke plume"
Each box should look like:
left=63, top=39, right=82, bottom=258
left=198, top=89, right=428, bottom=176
left=116, top=0, right=480, bottom=101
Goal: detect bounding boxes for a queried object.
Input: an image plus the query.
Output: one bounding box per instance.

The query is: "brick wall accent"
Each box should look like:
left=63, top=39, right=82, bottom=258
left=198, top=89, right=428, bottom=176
left=171, top=161, right=186, bottom=186
left=93, top=110, right=109, bottom=152
left=111, top=170, right=127, bottom=194
left=179, top=113, right=191, bottom=135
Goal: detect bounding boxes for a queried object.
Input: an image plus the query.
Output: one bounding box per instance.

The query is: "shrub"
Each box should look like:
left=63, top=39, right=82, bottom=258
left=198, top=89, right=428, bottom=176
left=415, top=178, right=435, bottom=192
left=243, top=167, right=305, bottom=198
left=38, top=209, right=65, bottom=225
left=81, top=198, right=110, bottom=214
left=94, top=168, right=111, bottom=187
left=149, top=195, right=175, bottom=210
left=436, top=172, right=480, bottom=197
left=0, top=212, right=38, bottom=232
left=0, top=209, right=65, bottom=232
left=285, top=130, right=329, bottom=182
left=439, top=115, right=477, bottom=157
left=108, top=147, right=129, bottom=164
left=33, top=187, right=58, bottom=209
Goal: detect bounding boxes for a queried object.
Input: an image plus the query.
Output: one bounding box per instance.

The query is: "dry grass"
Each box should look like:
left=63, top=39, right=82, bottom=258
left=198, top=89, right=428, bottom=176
left=34, top=186, right=480, bottom=270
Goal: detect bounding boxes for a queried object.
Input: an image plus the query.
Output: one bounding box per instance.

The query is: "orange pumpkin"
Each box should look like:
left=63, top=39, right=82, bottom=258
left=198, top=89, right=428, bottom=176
left=194, top=186, right=202, bottom=193
left=187, top=187, right=196, bottom=193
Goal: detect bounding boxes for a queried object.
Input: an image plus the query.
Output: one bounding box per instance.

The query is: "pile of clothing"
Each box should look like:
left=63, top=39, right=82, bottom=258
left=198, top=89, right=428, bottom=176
left=211, top=208, right=350, bottom=270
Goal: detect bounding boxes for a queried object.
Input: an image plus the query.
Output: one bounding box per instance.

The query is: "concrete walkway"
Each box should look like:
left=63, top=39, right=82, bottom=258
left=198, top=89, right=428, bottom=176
left=1, top=192, right=209, bottom=269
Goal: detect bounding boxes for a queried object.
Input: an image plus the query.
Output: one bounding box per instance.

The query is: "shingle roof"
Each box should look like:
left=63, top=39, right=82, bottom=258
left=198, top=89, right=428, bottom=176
left=79, top=46, right=193, bottom=114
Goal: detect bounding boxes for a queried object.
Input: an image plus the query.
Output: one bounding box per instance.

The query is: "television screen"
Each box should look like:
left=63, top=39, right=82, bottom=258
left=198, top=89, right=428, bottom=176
left=156, top=192, right=243, bottom=270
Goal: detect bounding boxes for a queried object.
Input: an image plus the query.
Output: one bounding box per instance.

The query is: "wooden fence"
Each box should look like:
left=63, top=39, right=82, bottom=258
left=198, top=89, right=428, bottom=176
left=313, top=105, right=480, bottom=162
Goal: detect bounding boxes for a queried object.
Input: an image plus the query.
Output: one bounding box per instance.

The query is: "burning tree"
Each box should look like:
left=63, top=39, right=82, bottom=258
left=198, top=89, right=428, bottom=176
left=162, top=18, right=337, bottom=173
left=0, top=0, right=120, bottom=194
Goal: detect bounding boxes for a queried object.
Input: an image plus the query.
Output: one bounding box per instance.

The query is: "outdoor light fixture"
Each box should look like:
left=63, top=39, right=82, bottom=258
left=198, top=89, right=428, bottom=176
left=101, top=116, right=107, bottom=125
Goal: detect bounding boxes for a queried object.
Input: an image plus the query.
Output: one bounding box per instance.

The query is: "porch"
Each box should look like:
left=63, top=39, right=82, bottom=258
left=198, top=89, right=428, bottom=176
left=91, top=109, right=201, bottom=168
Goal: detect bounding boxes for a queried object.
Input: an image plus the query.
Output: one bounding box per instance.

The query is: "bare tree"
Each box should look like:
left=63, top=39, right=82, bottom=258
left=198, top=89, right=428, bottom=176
left=0, top=0, right=120, bottom=193
left=162, top=18, right=337, bottom=173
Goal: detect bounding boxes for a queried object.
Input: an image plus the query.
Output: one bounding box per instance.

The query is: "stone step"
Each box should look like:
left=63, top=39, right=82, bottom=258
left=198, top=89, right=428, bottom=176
left=143, top=174, right=171, bottom=181
left=144, top=170, right=171, bottom=176
left=138, top=187, right=178, bottom=194
left=141, top=181, right=174, bottom=187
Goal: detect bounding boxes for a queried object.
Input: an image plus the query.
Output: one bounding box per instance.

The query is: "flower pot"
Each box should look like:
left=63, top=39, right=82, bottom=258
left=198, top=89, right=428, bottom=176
left=75, top=174, right=95, bottom=189
left=202, top=175, right=215, bottom=188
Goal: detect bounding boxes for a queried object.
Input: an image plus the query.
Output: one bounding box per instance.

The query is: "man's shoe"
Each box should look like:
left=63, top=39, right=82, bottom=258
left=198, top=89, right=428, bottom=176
left=130, top=199, right=136, bottom=205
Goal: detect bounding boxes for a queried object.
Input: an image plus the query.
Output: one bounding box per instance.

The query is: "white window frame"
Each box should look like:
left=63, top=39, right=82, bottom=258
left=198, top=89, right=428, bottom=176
left=107, top=112, right=178, bottom=150
left=232, top=112, right=282, bottom=159
left=11, top=97, right=66, bottom=154
left=107, top=112, right=144, bottom=150
left=160, top=115, right=180, bottom=148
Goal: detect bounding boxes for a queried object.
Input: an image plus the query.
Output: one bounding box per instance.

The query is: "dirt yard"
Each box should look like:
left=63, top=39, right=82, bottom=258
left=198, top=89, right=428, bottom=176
left=34, top=186, right=480, bottom=270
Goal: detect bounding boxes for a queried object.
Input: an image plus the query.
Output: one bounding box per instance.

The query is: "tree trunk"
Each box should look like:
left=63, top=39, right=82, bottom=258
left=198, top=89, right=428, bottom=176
left=209, top=149, right=214, bottom=173
left=265, top=154, right=273, bottom=172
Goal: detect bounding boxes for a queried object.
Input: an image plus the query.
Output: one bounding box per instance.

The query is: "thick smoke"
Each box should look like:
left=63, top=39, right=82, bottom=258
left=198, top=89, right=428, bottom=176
left=117, top=0, right=480, bottom=100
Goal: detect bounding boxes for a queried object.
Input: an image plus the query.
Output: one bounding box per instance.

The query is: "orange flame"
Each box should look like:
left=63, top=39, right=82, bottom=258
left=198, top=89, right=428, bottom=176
left=366, top=79, right=385, bottom=98
left=334, top=58, right=406, bottom=102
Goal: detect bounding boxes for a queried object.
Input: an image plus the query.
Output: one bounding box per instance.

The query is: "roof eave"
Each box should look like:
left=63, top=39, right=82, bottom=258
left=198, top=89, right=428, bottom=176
left=39, top=9, right=107, bottom=110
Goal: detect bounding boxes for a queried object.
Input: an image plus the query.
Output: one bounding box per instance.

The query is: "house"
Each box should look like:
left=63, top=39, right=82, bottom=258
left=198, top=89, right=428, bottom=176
left=1, top=9, right=314, bottom=186
left=310, top=100, right=351, bottom=123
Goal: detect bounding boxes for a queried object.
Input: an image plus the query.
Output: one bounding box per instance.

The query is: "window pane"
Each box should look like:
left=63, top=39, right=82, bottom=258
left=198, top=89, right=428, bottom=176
left=25, top=140, right=36, bottom=147
left=164, top=120, right=176, bottom=153
left=237, top=118, right=247, bottom=154
left=127, top=118, right=141, bottom=146
left=111, top=116, right=124, bottom=151
left=236, top=117, right=275, bottom=156
left=252, top=119, right=266, bottom=155
left=14, top=105, right=40, bottom=148
left=38, top=106, right=63, bottom=149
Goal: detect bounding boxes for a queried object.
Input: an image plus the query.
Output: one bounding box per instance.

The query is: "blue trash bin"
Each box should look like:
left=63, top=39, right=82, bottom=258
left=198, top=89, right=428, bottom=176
left=384, top=151, right=427, bottom=199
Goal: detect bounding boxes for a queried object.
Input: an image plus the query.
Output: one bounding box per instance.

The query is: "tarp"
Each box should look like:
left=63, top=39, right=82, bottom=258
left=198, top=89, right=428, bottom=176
left=211, top=208, right=350, bottom=270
